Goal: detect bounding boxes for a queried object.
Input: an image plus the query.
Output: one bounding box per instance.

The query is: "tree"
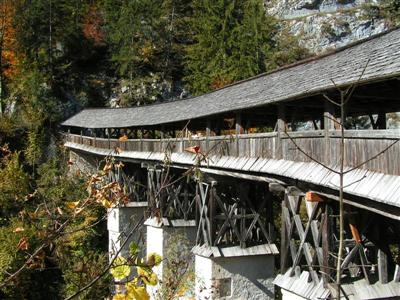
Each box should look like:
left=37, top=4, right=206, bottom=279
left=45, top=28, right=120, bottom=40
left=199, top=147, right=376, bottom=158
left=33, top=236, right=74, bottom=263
left=185, top=0, right=309, bottom=95
left=185, top=0, right=273, bottom=94
left=0, top=0, right=16, bottom=115
left=102, top=0, right=165, bottom=106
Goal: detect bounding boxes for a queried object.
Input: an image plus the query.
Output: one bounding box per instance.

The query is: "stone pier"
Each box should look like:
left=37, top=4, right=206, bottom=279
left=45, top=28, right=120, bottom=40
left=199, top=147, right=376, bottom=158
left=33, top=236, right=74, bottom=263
left=193, top=244, right=278, bottom=300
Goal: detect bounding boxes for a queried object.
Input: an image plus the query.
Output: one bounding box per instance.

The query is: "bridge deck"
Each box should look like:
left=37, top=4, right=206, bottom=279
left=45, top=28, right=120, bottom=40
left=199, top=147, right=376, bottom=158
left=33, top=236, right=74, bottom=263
left=65, top=130, right=400, bottom=219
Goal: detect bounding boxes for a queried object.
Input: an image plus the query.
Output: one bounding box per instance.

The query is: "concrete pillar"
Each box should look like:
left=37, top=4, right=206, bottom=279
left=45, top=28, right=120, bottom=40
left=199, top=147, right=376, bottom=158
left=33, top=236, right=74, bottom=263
left=108, top=202, right=148, bottom=260
left=193, top=244, right=277, bottom=300
left=145, top=217, right=197, bottom=299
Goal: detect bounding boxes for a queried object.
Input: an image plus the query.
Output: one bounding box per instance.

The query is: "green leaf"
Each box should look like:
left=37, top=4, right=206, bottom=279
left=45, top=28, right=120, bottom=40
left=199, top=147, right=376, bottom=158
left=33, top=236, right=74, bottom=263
left=129, top=242, right=139, bottom=256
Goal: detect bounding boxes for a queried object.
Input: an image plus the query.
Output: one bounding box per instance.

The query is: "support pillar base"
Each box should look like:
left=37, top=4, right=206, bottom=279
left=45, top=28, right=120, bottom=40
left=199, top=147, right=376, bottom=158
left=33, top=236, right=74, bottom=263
left=193, top=244, right=277, bottom=299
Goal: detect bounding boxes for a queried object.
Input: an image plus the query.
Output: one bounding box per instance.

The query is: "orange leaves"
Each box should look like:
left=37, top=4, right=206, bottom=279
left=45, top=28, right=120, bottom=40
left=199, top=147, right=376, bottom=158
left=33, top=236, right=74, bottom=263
left=17, top=236, right=29, bottom=251
left=185, top=145, right=200, bottom=154
left=13, top=227, right=24, bottom=233
left=66, top=201, right=80, bottom=210
left=118, top=135, right=128, bottom=141
left=114, top=147, right=123, bottom=154
left=103, top=162, right=113, bottom=172
left=0, top=1, right=18, bottom=79
left=82, top=4, right=105, bottom=46
left=211, top=75, right=232, bottom=90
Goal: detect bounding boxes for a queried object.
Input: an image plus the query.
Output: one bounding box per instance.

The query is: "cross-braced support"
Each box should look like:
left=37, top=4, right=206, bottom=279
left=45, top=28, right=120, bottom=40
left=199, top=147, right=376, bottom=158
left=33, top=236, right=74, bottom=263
left=276, top=187, right=400, bottom=299
left=146, top=166, right=196, bottom=220
left=195, top=178, right=275, bottom=248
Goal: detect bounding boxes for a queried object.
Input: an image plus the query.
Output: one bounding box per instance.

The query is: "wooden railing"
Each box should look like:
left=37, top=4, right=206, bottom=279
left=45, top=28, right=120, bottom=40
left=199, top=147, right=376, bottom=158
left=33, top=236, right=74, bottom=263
left=65, top=129, right=400, bottom=176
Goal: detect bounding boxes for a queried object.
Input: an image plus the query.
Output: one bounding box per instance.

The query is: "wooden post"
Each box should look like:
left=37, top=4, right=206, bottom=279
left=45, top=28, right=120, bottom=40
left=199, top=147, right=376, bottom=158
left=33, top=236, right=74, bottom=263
left=324, top=101, right=335, bottom=164
left=160, top=125, right=164, bottom=152
left=378, top=249, right=388, bottom=284
left=276, top=104, right=286, bottom=159
left=106, top=128, right=111, bottom=149
left=210, top=181, right=217, bottom=246
left=206, top=119, right=211, bottom=153
left=236, top=112, right=242, bottom=157
left=321, top=204, right=330, bottom=285
left=215, top=118, right=221, bottom=136
left=140, top=128, right=143, bottom=152
left=240, top=207, right=246, bottom=248
left=280, top=194, right=289, bottom=273
left=376, top=111, right=386, bottom=129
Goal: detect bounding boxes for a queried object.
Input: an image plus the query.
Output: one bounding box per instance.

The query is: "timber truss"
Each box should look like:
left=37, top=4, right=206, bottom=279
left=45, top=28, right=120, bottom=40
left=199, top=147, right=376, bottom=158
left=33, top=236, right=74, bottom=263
left=108, top=164, right=147, bottom=203
left=146, top=166, right=196, bottom=220
left=277, top=187, right=400, bottom=298
left=195, top=178, right=275, bottom=248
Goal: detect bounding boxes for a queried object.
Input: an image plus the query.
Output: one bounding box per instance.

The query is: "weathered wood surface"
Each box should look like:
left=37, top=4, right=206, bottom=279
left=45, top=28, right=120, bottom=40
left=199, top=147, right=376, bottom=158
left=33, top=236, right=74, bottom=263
left=195, top=180, right=275, bottom=248
left=66, top=129, right=400, bottom=176
left=276, top=189, right=400, bottom=300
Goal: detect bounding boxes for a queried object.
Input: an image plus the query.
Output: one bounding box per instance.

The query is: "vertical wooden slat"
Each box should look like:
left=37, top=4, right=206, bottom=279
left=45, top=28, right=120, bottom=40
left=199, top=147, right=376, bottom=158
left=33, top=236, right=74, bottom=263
left=276, top=104, right=286, bottom=159
left=209, top=181, right=216, bottom=246
left=206, top=119, right=211, bottom=153
left=236, top=112, right=242, bottom=157
left=378, top=249, right=388, bottom=284
left=321, top=204, right=330, bottom=285
left=324, top=101, right=335, bottom=165
left=281, top=196, right=289, bottom=273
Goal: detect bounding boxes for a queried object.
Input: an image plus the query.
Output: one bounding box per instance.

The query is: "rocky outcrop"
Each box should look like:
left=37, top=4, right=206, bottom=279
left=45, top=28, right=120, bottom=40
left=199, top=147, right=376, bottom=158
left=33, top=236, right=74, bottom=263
left=266, top=0, right=390, bottom=53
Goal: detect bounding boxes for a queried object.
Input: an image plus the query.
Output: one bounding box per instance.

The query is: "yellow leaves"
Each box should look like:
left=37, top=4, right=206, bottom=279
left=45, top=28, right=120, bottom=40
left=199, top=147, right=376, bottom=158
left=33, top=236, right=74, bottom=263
left=112, top=283, right=150, bottom=300
left=137, top=267, right=158, bottom=286
left=100, top=197, right=113, bottom=209
left=66, top=201, right=80, bottom=210
left=110, top=256, right=131, bottom=280
left=112, top=294, right=129, bottom=300
left=126, top=282, right=150, bottom=300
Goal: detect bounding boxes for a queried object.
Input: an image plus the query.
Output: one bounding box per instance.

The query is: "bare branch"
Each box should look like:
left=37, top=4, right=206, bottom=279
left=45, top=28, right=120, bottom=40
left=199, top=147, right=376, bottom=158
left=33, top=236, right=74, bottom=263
left=323, top=93, right=341, bottom=107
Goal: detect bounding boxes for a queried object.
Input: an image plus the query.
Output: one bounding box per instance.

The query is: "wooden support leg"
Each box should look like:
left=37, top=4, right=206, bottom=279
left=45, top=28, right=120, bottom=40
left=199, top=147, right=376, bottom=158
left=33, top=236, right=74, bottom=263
left=281, top=198, right=289, bottom=273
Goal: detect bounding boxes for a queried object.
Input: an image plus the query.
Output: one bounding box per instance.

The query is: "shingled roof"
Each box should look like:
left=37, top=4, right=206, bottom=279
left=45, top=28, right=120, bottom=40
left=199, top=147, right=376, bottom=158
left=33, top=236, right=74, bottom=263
left=62, top=28, right=400, bottom=129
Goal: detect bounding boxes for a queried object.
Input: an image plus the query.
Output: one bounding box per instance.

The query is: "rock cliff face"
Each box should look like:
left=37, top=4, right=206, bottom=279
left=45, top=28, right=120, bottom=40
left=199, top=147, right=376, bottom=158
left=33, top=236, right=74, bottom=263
left=266, top=0, right=391, bottom=53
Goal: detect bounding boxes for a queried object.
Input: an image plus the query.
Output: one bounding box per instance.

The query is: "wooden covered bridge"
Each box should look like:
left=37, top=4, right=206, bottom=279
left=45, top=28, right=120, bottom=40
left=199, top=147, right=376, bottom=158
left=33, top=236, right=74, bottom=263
left=62, top=29, right=400, bottom=299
